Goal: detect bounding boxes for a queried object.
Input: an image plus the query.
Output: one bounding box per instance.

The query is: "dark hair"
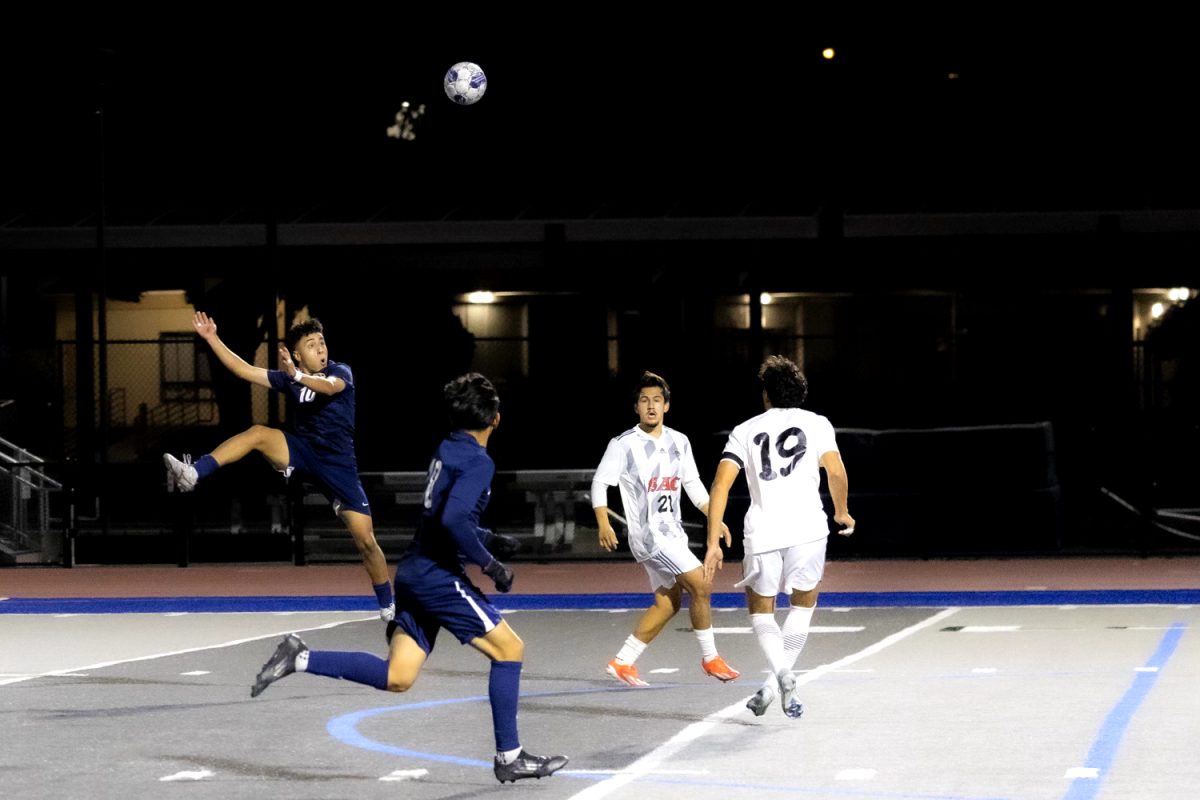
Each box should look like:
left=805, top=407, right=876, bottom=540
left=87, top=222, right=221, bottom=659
left=633, top=371, right=671, bottom=404
left=286, top=318, right=324, bottom=352
left=758, top=355, right=808, bottom=408
left=445, top=372, right=501, bottom=430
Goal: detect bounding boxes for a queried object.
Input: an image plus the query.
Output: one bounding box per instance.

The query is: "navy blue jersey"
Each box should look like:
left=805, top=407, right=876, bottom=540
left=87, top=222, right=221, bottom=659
left=410, top=431, right=496, bottom=572
left=267, top=361, right=358, bottom=468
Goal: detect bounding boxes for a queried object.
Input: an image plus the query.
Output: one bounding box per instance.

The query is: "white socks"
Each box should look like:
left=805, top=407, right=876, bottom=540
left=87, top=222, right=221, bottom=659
left=694, top=627, right=719, bottom=661
left=614, top=634, right=647, bottom=665
left=295, top=650, right=310, bottom=672
left=750, top=613, right=788, bottom=675
left=497, top=747, right=522, bottom=764
left=755, top=605, right=814, bottom=689
left=782, top=605, right=814, bottom=667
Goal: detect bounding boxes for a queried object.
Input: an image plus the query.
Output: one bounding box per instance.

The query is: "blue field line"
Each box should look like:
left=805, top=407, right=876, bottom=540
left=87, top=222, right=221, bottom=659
left=329, top=691, right=1015, bottom=799
left=1061, top=623, right=1186, bottom=800
left=0, top=588, right=1198, bottom=614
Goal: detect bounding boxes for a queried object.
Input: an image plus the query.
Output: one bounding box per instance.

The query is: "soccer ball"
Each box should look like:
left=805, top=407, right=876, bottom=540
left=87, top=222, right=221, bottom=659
left=444, top=61, right=487, bottom=105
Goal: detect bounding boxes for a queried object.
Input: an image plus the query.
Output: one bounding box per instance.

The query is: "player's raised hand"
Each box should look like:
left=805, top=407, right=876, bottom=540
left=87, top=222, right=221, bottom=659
left=192, top=311, right=217, bottom=341
left=278, top=344, right=298, bottom=379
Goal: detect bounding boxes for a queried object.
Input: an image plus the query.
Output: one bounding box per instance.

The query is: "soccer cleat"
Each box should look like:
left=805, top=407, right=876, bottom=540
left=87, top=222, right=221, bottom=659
left=250, top=634, right=307, bottom=697
left=605, top=659, right=649, bottom=687
left=701, top=655, right=740, bottom=682
left=379, top=602, right=396, bottom=622
left=777, top=669, right=803, bottom=719
left=746, top=683, right=777, bottom=717
left=163, top=453, right=198, bottom=492
left=493, top=750, right=569, bottom=783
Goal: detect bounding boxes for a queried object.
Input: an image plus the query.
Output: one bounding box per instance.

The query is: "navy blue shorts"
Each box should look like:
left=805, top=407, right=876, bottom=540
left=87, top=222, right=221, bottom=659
left=283, top=431, right=371, bottom=517
left=386, top=554, right=502, bottom=654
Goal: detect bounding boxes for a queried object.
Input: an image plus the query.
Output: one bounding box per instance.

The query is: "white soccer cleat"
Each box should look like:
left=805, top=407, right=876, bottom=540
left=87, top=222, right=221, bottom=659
left=163, top=453, right=198, bottom=492
left=745, top=683, right=777, bottom=716
left=777, top=669, right=803, bottom=719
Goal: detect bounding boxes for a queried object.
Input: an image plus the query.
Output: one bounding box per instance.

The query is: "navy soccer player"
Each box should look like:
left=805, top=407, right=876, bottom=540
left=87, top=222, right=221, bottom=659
left=704, top=355, right=855, bottom=719
left=249, top=373, right=568, bottom=784
left=163, top=311, right=393, bottom=620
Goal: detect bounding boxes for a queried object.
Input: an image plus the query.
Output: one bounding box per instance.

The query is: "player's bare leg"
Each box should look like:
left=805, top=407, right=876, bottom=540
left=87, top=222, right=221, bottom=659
left=675, top=566, right=712, bottom=630
left=633, top=584, right=683, bottom=643
left=340, top=509, right=394, bottom=620
left=210, top=424, right=291, bottom=470
left=384, top=630, right=428, bottom=692
left=339, top=509, right=390, bottom=586
left=677, top=566, right=739, bottom=681
left=165, top=425, right=290, bottom=492
left=606, top=585, right=681, bottom=686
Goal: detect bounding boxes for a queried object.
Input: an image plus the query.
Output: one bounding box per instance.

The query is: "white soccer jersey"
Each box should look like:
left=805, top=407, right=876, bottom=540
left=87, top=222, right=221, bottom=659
left=591, top=426, right=709, bottom=562
left=721, top=407, right=838, bottom=554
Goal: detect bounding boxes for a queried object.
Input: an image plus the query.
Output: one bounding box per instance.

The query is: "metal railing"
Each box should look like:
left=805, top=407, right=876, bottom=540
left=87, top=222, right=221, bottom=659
left=0, top=436, right=63, bottom=562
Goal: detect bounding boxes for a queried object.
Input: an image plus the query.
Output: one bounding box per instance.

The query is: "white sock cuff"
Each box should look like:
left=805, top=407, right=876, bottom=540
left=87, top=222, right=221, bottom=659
left=615, top=634, right=648, bottom=664
left=295, top=650, right=310, bottom=672
left=693, top=627, right=718, bottom=661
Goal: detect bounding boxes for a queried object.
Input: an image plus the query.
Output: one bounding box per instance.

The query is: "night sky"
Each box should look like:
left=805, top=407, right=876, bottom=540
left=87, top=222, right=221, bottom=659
left=6, top=18, right=1196, bottom=221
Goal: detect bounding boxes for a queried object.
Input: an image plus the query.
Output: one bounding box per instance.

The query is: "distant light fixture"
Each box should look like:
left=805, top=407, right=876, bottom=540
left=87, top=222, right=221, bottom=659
left=822, top=47, right=835, bottom=61
left=1151, top=302, right=1165, bottom=319
left=1168, top=287, right=1192, bottom=302
left=466, top=291, right=496, bottom=304
left=386, top=100, right=427, bottom=141
left=760, top=292, right=773, bottom=306
left=948, top=72, right=960, bottom=80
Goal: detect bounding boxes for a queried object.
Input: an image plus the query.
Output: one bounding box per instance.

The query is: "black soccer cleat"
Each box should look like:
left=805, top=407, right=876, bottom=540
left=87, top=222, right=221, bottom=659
left=250, top=634, right=307, bottom=698
left=493, top=750, right=569, bottom=783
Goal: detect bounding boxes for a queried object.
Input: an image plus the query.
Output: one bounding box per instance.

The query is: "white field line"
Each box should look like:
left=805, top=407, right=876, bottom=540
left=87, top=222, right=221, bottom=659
left=567, top=607, right=961, bottom=800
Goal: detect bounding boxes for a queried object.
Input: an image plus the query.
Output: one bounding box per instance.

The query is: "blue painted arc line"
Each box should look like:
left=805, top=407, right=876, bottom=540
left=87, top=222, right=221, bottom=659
left=1, top=589, right=1199, bottom=614
left=1061, top=622, right=1186, bottom=800
left=328, top=686, right=667, bottom=768
left=328, top=688, right=1014, bottom=800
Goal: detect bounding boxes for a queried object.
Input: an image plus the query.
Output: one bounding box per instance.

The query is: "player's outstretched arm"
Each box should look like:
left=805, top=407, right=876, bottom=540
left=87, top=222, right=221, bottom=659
left=193, top=311, right=270, bottom=388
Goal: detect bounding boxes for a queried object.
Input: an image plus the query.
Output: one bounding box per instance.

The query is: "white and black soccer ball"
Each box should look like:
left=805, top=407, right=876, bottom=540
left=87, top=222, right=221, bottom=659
left=444, top=61, right=487, bottom=106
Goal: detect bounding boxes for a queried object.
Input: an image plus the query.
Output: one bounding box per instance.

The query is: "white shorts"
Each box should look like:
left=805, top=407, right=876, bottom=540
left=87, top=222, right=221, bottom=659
left=735, top=539, right=827, bottom=597
left=640, top=536, right=703, bottom=592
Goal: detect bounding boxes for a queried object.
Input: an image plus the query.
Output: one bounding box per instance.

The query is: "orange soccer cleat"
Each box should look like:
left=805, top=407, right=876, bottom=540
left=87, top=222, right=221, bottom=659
left=701, top=655, right=741, bottom=682
left=605, top=659, right=649, bottom=687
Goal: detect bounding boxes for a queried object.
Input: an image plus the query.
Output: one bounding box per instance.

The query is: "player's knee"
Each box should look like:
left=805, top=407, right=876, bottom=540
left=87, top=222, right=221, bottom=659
left=498, top=636, right=525, bottom=662
left=247, top=424, right=273, bottom=446
left=386, top=671, right=416, bottom=692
